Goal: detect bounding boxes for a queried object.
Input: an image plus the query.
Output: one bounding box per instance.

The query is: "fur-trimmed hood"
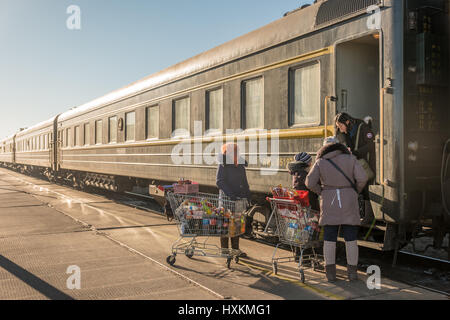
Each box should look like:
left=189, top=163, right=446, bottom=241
left=316, top=143, right=350, bottom=159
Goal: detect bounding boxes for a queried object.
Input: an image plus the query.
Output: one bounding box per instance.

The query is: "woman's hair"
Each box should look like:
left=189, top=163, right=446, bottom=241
left=335, top=112, right=353, bottom=125
left=334, top=112, right=355, bottom=132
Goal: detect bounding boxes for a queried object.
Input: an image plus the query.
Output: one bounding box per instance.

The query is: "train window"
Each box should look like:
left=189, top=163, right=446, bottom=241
left=173, top=97, right=190, bottom=135
left=146, top=106, right=159, bottom=139
left=109, top=116, right=118, bottom=143
left=74, top=126, right=80, bottom=146
left=95, top=120, right=103, bottom=145
left=206, top=88, right=223, bottom=133
left=65, top=128, right=70, bottom=147
left=242, top=78, right=264, bottom=129
left=125, top=112, right=135, bottom=141
left=84, top=123, right=90, bottom=146
left=289, top=63, right=321, bottom=126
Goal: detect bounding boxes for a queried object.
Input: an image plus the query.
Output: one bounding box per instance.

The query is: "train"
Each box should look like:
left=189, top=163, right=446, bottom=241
left=1, top=0, right=449, bottom=257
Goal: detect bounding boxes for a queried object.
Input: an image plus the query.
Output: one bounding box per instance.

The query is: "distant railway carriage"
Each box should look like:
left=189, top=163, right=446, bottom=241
left=0, top=134, right=16, bottom=166
left=1, top=0, right=449, bottom=254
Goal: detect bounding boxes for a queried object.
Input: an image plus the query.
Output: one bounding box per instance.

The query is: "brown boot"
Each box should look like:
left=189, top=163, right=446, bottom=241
left=347, top=265, right=358, bottom=281
left=325, top=264, right=337, bottom=283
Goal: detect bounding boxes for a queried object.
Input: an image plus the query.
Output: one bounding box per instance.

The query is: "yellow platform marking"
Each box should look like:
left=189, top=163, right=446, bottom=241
left=238, top=260, right=345, bottom=300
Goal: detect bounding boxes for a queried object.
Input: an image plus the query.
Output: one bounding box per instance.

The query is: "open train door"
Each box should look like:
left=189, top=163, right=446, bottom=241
left=335, top=33, right=383, bottom=232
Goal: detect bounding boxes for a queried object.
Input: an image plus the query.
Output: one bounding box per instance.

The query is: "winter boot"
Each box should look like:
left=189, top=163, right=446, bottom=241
left=347, top=265, right=358, bottom=281
left=325, top=264, right=337, bottom=283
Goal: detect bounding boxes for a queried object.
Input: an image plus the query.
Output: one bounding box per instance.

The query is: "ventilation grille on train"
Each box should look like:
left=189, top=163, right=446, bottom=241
left=315, top=0, right=382, bottom=26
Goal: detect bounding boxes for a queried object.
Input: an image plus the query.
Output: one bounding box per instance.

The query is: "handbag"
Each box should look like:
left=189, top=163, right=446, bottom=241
left=355, top=123, right=375, bottom=181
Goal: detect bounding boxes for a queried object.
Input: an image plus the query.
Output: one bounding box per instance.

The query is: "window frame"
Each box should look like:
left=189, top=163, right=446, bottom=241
left=205, top=87, right=224, bottom=135
left=241, top=76, right=264, bottom=130
left=108, top=116, right=118, bottom=144
left=84, top=123, right=90, bottom=146
left=74, top=126, right=80, bottom=147
left=95, top=120, right=103, bottom=145
left=146, top=105, right=160, bottom=140
left=172, top=96, right=191, bottom=137
left=125, top=111, right=136, bottom=142
left=288, top=60, right=322, bottom=128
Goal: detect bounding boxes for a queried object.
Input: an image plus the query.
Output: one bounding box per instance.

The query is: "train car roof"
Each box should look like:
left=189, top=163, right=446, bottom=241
left=15, top=116, right=57, bottom=138
left=1, top=133, right=17, bottom=142
left=59, top=3, right=320, bottom=122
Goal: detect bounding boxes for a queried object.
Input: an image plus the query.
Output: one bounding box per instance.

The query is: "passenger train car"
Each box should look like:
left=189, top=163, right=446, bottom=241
left=1, top=0, right=449, bottom=253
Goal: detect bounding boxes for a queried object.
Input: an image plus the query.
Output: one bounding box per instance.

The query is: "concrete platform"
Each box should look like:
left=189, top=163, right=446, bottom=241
left=0, top=168, right=447, bottom=300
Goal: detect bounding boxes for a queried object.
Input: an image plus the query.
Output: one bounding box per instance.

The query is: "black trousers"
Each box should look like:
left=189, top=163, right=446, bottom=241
left=221, top=236, right=240, bottom=250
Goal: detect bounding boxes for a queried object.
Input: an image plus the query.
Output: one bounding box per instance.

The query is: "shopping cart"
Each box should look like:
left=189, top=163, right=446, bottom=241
left=265, top=197, right=323, bottom=283
left=166, top=192, right=248, bottom=269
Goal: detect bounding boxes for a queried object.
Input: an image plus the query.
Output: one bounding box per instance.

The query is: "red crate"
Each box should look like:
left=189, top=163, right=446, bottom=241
left=173, top=182, right=199, bottom=194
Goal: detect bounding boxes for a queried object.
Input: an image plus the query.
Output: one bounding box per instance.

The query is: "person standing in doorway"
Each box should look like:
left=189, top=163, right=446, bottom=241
left=335, top=113, right=375, bottom=224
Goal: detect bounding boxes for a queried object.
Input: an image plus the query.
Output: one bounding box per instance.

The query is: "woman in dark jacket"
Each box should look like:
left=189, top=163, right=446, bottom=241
left=287, top=152, right=320, bottom=211
left=216, top=143, right=251, bottom=258
left=335, top=113, right=375, bottom=224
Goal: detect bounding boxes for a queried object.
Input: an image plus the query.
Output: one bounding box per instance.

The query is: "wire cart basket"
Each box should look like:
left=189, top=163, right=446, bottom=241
left=265, top=197, right=323, bottom=283
left=166, top=192, right=248, bottom=269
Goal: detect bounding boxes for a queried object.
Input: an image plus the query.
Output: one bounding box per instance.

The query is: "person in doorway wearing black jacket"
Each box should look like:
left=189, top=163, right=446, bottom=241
left=335, top=112, right=376, bottom=224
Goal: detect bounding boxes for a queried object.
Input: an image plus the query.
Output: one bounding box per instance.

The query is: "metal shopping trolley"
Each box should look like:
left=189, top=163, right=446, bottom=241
left=166, top=192, right=248, bottom=269
left=266, top=197, right=323, bottom=283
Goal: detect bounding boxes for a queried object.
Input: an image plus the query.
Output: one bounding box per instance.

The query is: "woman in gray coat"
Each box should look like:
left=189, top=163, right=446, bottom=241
left=306, top=137, right=368, bottom=282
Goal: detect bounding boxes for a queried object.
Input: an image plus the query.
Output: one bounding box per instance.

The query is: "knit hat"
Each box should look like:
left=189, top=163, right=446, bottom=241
left=294, top=152, right=312, bottom=164
left=323, top=136, right=339, bottom=146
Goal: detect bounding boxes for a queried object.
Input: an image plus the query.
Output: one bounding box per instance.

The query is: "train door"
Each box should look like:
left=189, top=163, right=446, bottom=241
left=336, top=33, right=381, bottom=183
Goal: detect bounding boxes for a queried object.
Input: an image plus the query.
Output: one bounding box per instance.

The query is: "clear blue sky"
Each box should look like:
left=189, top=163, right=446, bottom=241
left=0, top=0, right=309, bottom=139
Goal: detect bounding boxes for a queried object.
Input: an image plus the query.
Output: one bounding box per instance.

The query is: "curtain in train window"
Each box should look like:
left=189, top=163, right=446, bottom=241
left=84, top=123, right=90, bottom=146
left=290, top=63, right=321, bottom=126
left=125, top=112, right=135, bottom=141
left=207, top=88, right=223, bottom=132
left=173, top=97, right=190, bottom=134
left=95, top=120, right=103, bottom=145
left=74, top=126, right=80, bottom=146
left=109, top=116, right=118, bottom=143
left=243, top=78, right=264, bottom=129
left=146, top=106, right=159, bottom=139
left=66, top=128, right=71, bottom=147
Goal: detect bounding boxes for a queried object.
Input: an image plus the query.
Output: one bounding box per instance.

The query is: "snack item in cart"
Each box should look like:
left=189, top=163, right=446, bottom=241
left=229, top=217, right=236, bottom=237
left=240, top=215, right=246, bottom=234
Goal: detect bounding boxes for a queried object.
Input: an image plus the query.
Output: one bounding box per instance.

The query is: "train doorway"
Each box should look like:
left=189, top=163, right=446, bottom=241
left=336, top=34, right=380, bottom=126
left=336, top=33, right=381, bottom=181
